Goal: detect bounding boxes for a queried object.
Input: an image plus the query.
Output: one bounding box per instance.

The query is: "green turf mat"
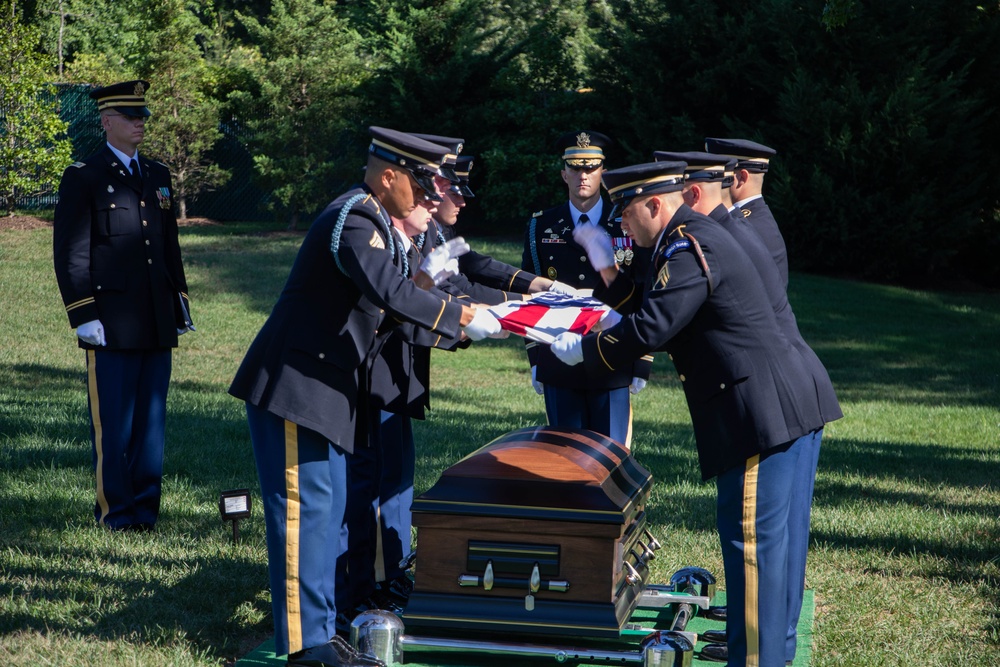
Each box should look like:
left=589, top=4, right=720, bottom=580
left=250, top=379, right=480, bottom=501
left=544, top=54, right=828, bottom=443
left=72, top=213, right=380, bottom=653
left=238, top=590, right=814, bottom=666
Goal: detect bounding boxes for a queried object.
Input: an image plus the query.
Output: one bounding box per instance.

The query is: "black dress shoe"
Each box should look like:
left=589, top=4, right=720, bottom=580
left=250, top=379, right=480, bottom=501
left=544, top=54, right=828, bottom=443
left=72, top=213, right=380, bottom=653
left=705, top=604, right=727, bottom=622
left=701, top=628, right=726, bottom=643
left=286, top=636, right=385, bottom=667
left=360, top=591, right=404, bottom=615
left=378, top=575, right=413, bottom=605
left=699, top=642, right=728, bottom=663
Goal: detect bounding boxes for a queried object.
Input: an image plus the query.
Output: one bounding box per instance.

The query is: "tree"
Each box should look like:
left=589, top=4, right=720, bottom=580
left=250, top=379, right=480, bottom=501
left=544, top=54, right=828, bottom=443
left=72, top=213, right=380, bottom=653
left=232, top=0, right=370, bottom=229
left=0, top=0, right=72, bottom=216
left=352, top=0, right=614, bottom=227
left=136, top=0, right=229, bottom=220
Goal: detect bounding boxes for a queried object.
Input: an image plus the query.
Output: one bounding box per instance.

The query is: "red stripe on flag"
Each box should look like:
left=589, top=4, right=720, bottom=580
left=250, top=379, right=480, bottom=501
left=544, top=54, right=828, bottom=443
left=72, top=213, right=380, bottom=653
left=567, top=308, right=604, bottom=334
left=496, top=303, right=550, bottom=336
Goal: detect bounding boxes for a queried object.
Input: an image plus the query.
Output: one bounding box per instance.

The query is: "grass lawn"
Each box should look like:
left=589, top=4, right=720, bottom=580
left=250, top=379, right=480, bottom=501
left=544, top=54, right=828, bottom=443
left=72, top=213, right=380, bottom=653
left=1, top=221, right=998, bottom=666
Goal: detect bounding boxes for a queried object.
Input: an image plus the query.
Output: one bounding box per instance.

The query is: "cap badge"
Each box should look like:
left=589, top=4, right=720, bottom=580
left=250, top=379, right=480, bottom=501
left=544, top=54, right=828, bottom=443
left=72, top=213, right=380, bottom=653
left=134, top=81, right=146, bottom=96
left=107, top=185, right=114, bottom=193
left=456, top=143, right=464, bottom=154
left=576, top=132, right=591, bottom=148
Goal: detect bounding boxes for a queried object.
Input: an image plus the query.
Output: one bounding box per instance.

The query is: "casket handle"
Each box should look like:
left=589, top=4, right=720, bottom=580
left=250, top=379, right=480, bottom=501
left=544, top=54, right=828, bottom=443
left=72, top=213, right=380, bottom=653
left=643, top=528, right=662, bottom=552
left=457, top=566, right=570, bottom=594
left=623, top=560, right=641, bottom=586
left=483, top=560, right=494, bottom=591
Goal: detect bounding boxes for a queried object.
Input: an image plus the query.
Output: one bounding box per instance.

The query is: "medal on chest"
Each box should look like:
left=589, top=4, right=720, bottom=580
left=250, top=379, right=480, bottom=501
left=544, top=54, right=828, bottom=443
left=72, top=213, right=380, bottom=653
left=612, top=236, right=634, bottom=265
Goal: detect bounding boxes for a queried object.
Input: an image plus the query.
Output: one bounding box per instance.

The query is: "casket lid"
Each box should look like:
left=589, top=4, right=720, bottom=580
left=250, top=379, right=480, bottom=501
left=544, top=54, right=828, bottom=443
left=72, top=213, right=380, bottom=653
left=412, top=427, right=653, bottom=525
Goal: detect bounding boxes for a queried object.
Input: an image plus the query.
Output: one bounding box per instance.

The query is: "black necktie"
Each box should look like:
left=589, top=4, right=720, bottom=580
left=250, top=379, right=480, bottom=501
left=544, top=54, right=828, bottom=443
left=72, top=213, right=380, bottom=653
left=129, top=158, right=142, bottom=185
left=578, top=213, right=590, bottom=226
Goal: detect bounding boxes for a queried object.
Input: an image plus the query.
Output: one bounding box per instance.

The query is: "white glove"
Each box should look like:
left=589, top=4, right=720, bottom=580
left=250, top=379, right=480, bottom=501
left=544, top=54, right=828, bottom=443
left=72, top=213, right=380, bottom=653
left=420, top=237, right=471, bottom=285
left=551, top=332, right=583, bottom=366
left=548, top=280, right=578, bottom=296
left=531, top=366, right=543, bottom=394
left=572, top=224, right=616, bottom=271
left=76, top=319, right=106, bottom=346
left=462, top=308, right=502, bottom=341
left=629, top=377, right=647, bottom=395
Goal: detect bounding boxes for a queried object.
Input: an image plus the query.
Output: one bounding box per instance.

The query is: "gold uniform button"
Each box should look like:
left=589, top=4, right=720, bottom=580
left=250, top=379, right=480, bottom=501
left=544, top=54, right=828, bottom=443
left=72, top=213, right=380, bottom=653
left=578, top=274, right=586, bottom=281
left=580, top=256, right=587, bottom=262
left=679, top=374, right=686, bottom=382
left=318, top=352, right=325, bottom=359
left=110, top=203, right=116, bottom=209
left=145, top=240, right=150, bottom=246
left=96, top=285, right=102, bottom=290
left=147, top=259, right=152, bottom=264
left=142, top=221, right=148, bottom=226
left=140, top=201, right=146, bottom=207
left=720, top=383, right=726, bottom=389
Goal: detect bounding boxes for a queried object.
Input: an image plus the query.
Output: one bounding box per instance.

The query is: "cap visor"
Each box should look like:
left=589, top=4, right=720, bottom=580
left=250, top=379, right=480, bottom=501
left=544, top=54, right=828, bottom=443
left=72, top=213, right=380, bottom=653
left=410, top=171, right=441, bottom=201
left=117, top=106, right=151, bottom=118
left=437, top=166, right=460, bottom=183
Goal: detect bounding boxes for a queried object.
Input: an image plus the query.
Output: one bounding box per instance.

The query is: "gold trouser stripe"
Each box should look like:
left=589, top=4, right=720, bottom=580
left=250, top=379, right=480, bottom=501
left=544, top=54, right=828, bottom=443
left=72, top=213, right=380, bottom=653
left=623, top=399, right=634, bottom=450
left=284, top=421, right=303, bottom=653
left=743, top=455, right=761, bottom=667
left=374, top=504, right=385, bottom=582
left=87, top=351, right=109, bottom=524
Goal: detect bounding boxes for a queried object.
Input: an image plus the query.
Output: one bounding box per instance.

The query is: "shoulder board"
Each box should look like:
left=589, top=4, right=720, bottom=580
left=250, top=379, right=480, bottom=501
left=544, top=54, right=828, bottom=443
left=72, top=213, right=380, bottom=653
left=356, top=194, right=381, bottom=215
left=70, top=162, right=86, bottom=168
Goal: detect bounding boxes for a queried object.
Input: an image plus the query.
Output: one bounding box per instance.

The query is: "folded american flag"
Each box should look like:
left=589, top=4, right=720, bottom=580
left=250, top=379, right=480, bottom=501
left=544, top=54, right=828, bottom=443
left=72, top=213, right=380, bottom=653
left=487, top=292, right=621, bottom=344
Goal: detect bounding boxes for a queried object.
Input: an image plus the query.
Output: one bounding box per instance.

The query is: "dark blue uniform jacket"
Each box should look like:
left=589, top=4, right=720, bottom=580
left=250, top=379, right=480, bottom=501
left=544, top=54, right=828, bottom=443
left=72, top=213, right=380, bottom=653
left=585, top=205, right=825, bottom=479
left=53, top=146, right=190, bottom=349
left=229, top=187, right=465, bottom=453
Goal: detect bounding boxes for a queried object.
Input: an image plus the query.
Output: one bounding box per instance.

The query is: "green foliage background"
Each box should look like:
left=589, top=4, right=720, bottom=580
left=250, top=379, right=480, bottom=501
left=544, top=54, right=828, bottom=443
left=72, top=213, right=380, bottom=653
left=11, top=0, right=1000, bottom=284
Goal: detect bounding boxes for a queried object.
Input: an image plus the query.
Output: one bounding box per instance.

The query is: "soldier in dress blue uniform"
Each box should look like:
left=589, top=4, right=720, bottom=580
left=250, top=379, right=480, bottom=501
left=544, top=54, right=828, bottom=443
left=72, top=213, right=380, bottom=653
left=368, top=138, right=564, bottom=618
left=705, top=138, right=789, bottom=287
left=229, top=127, right=501, bottom=667
left=341, top=178, right=470, bottom=629
left=53, top=80, right=194, bottom=533
left=550, top=160, right=826, bottom=667
left=412, top=135, right=568, bottom=305
left=655, top=150, right=844, bottom=664
left=521, top=131, right=652, bottom=448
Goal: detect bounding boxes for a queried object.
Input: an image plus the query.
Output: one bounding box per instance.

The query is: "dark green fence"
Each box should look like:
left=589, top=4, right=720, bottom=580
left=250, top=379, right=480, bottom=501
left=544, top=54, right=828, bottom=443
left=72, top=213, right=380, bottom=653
left=17, top=83, right=272, bottom=221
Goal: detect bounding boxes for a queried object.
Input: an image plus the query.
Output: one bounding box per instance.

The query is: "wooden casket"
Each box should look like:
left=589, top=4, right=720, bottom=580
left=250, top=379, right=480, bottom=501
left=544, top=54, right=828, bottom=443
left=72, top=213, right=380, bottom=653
left=405, top=426, right=656, bottom=639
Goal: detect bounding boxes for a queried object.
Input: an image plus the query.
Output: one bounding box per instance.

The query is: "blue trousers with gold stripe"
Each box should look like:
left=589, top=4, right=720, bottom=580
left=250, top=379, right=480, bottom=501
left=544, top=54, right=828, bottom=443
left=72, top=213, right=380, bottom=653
left=785, top=428, right=823, bottom=662
left=542, top=385, right=633, bottom=448
left=336, top=409, right=414, bottom=611
left=85, top=348, right=170, bottom=529
left=716, top=432, right=811, bottom=667
left=247, top=403, right=348, bottom=656
left=376, top=411, right=415, bottom=584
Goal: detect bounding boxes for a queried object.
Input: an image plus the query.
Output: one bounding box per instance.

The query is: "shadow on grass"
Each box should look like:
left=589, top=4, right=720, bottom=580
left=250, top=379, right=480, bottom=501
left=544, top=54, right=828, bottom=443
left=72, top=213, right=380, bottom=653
left=0, top=543, right=269, bottom=657
left=811, top=434, right=1000, bottom=582
left=789, top=275, right=1000, bottom=409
